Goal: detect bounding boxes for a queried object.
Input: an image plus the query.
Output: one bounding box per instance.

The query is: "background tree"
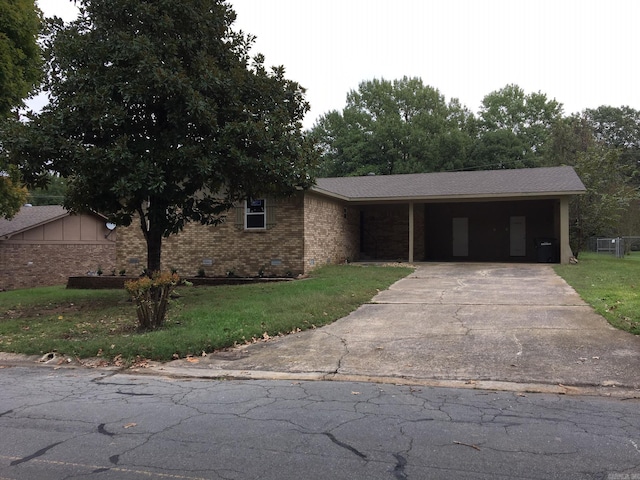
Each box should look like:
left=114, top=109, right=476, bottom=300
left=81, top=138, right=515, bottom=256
left=311, top=77, right=476, bottom=176
left=547, top=113, right=640, bottom=252
left=27, top=173, right=67, bottom=205
left=474, top=84, right=563, bottom=169
left=546, top=114, right=595, bottom=167
left=15, top=0, right=317, bottom=276
left=0, top=0, right=41, bottom=218
left=583, top=105, right=640, bottom=185
left=587, top=106, right=640, bottom=243
left=569, top=146, right=638, bottom=255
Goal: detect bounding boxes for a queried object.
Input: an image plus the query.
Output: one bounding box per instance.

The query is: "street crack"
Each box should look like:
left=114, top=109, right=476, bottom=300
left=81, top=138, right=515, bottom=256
left=116, top=391, right=154, bottom=396
left=10, top=441, right=63, bottom=466
left=323, top=432, right=367, bottom=459
left=393, top=453, right=408, bottom=479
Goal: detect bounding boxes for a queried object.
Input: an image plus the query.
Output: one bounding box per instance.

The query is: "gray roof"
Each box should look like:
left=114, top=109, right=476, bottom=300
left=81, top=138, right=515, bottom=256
left=0, top=205, right=69, bottom=238
left=313, top=166, right=586, bottom=201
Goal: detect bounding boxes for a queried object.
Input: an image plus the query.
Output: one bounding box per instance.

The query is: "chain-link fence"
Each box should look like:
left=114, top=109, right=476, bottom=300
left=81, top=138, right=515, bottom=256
left=589, top=236, right=640, bottom=257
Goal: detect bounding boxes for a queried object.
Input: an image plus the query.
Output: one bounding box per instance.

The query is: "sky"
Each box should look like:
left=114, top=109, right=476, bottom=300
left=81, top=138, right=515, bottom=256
left=35, top=0, right=640, bottom=129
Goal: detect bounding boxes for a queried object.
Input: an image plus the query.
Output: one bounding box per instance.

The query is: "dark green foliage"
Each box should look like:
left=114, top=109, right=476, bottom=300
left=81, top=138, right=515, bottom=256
left=0, top=0, right=42, bottom=218
left=0, top=0, right=42, bottom=117
left=15, top=0, right=317, bottom=272
left=473, top=84, right=563, bottom=169
left=546, top=113, right=640, bottom=254
left=584, top=105, right=640, bottom=185
left=311, top=77, right=477, bottom=176
left=569, top=146, right=638, bottom=255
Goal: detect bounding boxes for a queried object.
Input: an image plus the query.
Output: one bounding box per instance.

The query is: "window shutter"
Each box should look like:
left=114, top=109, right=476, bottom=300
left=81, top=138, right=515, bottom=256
left=235, top=204, right=244, bottom=229
left=266, top=198, right=277, bottom=229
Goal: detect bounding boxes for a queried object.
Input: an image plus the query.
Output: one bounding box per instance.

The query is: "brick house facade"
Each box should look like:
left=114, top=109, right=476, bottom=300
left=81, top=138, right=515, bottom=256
left=116, top=166, right=586, bottom=277
left=116, top=192, right=361, bottom=277
left=0, top=206, right=116, bottom=290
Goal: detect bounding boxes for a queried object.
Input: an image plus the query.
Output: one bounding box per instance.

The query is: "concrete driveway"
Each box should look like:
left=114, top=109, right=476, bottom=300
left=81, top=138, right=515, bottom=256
left=153, top=263, right=640, bottom=394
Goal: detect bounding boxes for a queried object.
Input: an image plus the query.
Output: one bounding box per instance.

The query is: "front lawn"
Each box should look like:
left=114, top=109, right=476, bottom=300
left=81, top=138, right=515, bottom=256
left=554, top=252, right=640, bottom=334
left=0, top=264, right=412, bottom=363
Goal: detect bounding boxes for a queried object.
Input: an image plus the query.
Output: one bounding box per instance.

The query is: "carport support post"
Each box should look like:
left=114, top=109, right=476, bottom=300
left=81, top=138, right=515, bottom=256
left=560, top=197, right=571, bottom=263
left=408, top=202, right=414, bottom=263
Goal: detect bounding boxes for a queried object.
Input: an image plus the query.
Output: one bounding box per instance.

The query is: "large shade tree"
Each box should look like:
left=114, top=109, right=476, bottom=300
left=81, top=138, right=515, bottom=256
left=13, top=0, right=317, bottom=273
left=0, top=0, right=41, bottom=218
left=311, top=77, right=476, bottom=176
left=474, top=84, right=563, bottom=169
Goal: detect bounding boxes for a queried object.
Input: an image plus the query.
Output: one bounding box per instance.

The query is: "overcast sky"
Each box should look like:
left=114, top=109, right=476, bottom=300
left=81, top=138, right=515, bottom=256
left=36, top=0, right=640, bottom=129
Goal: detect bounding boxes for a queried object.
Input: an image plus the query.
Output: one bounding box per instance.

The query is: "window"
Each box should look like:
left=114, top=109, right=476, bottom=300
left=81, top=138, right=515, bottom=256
left=245, top=198, right=266, bottom=230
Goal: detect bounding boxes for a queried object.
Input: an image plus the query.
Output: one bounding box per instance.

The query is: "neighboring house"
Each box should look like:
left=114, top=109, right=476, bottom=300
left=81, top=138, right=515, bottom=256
left=0, top=205, right=116, bottom=290
left=116, top=166, right=586, bottom=277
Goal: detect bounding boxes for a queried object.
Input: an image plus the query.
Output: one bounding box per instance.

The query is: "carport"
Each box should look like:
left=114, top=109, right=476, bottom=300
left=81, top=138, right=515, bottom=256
left=314, top=166, right=586, bottom=264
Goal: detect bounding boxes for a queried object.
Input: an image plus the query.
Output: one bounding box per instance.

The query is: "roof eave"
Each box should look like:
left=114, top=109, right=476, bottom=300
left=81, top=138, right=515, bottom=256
left=309, top=187, right=586, bottom=203
left=0, top=212, right=70, bottom=240
left=309, top=186, right=351, bottom=202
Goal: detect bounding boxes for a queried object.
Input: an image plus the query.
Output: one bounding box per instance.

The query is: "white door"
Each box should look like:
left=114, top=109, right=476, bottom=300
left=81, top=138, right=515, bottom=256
left=510, top=216, right=526, bottom=256
left=452, top=217, right=469, bottom=257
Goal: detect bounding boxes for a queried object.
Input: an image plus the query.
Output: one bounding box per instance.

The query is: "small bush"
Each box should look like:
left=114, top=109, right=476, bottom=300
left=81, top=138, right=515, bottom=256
left=125, top=272, right=181, bottom=330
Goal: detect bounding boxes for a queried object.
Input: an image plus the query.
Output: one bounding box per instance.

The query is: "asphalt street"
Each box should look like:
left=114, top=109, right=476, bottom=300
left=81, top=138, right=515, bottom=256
left=1, top=366, right=639, bottom=480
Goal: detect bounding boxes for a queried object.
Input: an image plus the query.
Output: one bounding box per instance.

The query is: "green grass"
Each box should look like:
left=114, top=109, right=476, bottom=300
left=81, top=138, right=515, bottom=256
left=0, top=264, right=412, bottom=363
left=554, top=251, right=640, bottom=335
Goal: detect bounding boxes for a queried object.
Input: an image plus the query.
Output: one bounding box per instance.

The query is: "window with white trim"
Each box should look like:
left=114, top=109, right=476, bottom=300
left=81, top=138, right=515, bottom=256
left=245, top=198, right=266, bottom=230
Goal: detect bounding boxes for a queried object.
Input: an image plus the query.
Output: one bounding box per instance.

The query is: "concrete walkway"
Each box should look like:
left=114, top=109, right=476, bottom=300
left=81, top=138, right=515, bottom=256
left=145, top=263, right=640, bottom=395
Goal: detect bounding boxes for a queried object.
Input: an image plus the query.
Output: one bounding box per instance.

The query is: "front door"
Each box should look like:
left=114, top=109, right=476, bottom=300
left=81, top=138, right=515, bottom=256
left=510, top=216, right=526, bottom=256
left=452, top=217, right=469, bottom=257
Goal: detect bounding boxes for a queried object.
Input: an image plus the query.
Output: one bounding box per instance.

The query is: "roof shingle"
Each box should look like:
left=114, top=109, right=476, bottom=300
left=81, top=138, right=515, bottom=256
left=0, top=205, right=68, bottom=238
left=313, top=166, right=585, bottom=201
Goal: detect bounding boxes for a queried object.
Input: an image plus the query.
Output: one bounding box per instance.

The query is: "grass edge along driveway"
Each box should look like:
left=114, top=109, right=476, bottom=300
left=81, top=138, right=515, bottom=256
left=0, top=264, right=413, bottom=364
left=1, top=254, right=637, bottom=365
left=554, top=251, right=640, bottom=335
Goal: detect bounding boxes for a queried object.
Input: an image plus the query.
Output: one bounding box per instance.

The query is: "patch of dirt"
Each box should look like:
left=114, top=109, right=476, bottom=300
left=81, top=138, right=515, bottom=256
left=1, top=298, right=130, bottom=321
left=1, top=303, right=86, bottom=321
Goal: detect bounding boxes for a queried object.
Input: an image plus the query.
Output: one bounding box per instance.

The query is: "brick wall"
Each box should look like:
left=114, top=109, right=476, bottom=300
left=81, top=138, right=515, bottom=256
left=360, top=203, right=425, bottom=261
left=303, top=192, right=360, bottom=270
left=0, top=243, right=116, bottom=290
left=116, top=196, right=306, bottom=277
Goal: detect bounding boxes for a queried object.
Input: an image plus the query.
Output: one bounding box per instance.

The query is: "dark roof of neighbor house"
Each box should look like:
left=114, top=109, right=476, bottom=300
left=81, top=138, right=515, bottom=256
left=313, top=166, right=586, bottom=202
left=0, top=205, right=69, bottom=238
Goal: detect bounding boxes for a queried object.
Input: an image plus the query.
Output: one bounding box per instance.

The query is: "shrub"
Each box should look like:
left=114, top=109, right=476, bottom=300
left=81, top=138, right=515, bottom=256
left=125, top=272, right=181, bottom=330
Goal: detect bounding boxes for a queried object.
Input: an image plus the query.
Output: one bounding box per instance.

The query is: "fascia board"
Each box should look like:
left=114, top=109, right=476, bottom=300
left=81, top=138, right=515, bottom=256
left=309, top=187, right=585, bottom=204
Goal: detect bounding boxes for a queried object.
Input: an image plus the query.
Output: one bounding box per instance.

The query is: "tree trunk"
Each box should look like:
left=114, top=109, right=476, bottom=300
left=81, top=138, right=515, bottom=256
left=146, top=227, right=163, bottom=275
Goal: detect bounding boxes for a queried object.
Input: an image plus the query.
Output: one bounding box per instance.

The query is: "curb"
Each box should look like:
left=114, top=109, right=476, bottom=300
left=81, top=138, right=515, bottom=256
left=2, top=354, right=639, bottom=399
left=128, top=365, right=640, bottom=399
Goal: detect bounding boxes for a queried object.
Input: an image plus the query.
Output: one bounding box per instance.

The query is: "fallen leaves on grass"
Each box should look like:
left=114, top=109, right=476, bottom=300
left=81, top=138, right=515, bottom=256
left=131, top=356, right=150, bottom=368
